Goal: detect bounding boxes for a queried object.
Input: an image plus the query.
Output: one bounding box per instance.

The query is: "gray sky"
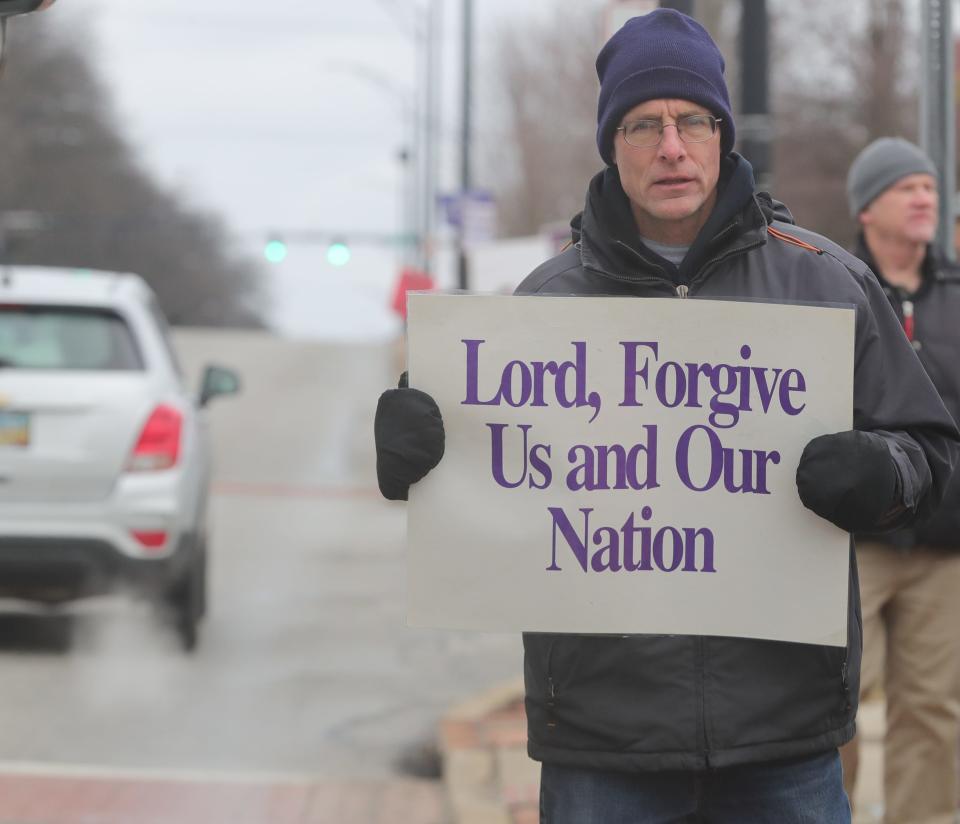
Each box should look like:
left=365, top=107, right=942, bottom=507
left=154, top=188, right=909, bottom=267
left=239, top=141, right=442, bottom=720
left=61, top=0, right=561, bottom=339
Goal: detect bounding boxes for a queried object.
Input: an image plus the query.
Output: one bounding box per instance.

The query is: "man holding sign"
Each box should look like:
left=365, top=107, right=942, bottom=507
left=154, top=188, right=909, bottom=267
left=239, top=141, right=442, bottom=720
left=375, top=10, right=959, bottom=822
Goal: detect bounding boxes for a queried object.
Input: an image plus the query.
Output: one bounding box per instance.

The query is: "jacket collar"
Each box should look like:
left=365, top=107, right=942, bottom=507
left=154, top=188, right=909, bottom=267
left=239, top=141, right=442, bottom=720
left=576, top=152, right=766, bottom=288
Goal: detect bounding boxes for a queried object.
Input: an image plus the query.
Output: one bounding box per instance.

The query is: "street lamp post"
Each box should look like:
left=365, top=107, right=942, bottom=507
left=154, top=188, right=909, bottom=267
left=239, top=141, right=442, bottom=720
left=457, top=0, right=473, bottom=291
left=374, top=0, right=441, bottom=276
left=739, top=0, right=771, bottom=190
left=921, top=0, right=955, bottom=261
left=421, top=0, right=440, bottom=275
left=329, top=61, right=422, bottom=266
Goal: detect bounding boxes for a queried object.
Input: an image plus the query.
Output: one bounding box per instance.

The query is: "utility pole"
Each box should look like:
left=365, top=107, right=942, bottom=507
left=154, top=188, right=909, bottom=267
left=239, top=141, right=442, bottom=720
left=369, top=0, right=440, bottom=273
left=739, top=0, right=770, bottom=190
left=421, top=0, right=440, bottom=275
left=457, top=0, right=473, bottom=291
left=921, top=0, right=955, bottom=261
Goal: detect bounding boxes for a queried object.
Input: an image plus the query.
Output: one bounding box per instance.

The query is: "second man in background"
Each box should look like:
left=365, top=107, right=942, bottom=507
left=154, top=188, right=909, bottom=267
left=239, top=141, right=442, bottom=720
left=841, top=137, right=960, bottom=824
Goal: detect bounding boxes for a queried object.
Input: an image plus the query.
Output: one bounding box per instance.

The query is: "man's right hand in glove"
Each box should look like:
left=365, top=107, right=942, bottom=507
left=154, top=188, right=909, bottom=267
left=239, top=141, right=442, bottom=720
left=374, top=373, right=445, bottom=501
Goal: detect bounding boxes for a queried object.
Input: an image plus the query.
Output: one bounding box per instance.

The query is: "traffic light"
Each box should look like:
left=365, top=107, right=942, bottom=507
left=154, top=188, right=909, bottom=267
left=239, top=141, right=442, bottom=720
left=263, top=237, right=287, bottom=264
left=327, top=239, right=351, bottom=267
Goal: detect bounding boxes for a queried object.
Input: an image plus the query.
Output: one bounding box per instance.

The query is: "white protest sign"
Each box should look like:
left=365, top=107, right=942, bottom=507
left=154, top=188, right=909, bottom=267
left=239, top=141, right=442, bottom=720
left=406, top=294, right=854, bottom=646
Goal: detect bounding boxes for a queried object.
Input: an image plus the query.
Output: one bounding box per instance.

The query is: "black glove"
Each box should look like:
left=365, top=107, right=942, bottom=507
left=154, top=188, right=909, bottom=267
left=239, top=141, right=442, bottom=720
left=375, top=373, right=445, bottom=501
left=796, top=430, right=900, bottom=532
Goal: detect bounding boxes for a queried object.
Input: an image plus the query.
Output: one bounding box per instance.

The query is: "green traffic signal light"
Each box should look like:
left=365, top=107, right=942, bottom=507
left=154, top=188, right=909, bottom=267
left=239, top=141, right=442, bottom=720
left=327, top=241, right=351, bottom=267
left=264, top=239, right=287, bottom=263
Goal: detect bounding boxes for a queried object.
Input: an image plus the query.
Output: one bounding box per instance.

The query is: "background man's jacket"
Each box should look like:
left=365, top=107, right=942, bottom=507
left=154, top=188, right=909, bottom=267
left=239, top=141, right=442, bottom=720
left=854, top=237, right=960, bottom=551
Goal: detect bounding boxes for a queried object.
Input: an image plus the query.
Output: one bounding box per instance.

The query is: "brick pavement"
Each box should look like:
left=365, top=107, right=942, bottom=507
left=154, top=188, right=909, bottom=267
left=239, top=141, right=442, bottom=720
left=0, top=771, right=447, bottom=824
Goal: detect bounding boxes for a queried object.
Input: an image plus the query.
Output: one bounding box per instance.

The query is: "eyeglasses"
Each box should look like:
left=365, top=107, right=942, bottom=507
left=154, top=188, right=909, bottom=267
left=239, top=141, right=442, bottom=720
left=616, top=114, right=722, bottom=149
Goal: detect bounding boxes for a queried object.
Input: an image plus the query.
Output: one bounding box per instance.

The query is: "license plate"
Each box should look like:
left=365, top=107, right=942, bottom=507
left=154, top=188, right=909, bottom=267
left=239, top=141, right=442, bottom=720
left=0, top=411, right=29, bottom=447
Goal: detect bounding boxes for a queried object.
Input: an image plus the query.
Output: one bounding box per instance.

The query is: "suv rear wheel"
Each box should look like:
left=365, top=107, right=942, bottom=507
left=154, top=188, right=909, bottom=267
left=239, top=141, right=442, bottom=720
left=166, top=538, right=207, bottom=652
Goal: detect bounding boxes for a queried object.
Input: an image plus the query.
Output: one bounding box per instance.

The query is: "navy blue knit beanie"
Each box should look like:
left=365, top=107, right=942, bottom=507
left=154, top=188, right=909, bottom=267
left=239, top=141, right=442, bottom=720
left=596, top=9, right=735, bottom=166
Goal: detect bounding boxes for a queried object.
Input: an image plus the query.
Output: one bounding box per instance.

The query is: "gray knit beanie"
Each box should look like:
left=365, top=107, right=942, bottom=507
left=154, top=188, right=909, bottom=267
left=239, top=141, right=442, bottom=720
left=846, top=138, right=937, bottom=217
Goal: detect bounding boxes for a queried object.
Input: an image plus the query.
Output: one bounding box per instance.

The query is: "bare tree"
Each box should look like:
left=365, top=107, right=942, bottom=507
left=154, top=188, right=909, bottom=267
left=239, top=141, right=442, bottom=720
left=770, top=0, right=919, bottom=245
left=0, top=14, right=264, bottom=327
left=480, top=0, right=605, bottom=238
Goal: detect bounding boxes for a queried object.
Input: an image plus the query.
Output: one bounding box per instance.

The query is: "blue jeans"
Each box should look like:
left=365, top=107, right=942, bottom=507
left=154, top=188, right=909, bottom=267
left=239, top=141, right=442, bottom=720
left=540, top=750, right=850, bottom=824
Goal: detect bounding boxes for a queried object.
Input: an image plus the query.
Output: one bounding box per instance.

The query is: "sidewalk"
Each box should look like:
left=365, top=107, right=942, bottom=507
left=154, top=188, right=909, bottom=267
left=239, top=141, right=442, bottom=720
left=0, top=769, right=447, bottom=824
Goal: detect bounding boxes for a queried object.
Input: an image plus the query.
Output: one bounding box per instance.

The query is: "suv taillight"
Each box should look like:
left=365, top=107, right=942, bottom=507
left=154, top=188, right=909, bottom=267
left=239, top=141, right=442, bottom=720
left=127, top=404, right=182, bottom=471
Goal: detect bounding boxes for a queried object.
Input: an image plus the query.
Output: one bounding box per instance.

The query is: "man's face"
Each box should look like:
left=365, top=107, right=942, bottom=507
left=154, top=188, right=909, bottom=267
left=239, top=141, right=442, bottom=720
left=860, top=173, right=938, bottom=245
left=613, top=98, right=721, bottom=245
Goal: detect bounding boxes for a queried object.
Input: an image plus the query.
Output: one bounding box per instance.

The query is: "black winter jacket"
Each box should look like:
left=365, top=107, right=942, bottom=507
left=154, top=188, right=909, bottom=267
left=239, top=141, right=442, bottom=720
left=514, top=155, right=959, bottom=772
left=855, top=237, right=960, bottom=551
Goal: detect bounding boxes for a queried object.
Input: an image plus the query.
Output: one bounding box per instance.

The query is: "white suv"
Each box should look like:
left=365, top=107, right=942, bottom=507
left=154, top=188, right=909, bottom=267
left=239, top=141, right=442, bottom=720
left=0, top=266, right=239, bottom=650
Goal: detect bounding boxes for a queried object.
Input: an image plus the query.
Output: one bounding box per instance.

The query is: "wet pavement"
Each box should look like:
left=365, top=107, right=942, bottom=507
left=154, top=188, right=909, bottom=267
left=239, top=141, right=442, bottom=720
left=0, top=333, right=519, bottom=820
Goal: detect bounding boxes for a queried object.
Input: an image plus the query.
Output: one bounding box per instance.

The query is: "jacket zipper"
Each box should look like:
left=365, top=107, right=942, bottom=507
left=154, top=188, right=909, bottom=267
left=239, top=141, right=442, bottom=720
left=592, top=237, right=765, bottom=297
left=583, top=264, right=676, bottom=292
left=613, top=239, right=672, bottom=281
left=587, top=231, right=765, bottom=294
left=679, top=237, right=764, bottom=763
left=689, top=238, right=767, bottom=291
left=576, top=227, right=778, bottom=763
left=546, top=644, right=558, bottom=729
left=675, top=237, right=764, bottom=299
left=902, top=299, right=915, bottom=342
left=697, top=637, right=709, bottom=763
left=841, top=662, right=851, bottom=712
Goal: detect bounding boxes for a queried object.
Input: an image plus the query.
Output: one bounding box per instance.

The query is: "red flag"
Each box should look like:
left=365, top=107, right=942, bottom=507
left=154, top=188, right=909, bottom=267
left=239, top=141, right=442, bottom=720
left=390, top=267, right=435, bottom=319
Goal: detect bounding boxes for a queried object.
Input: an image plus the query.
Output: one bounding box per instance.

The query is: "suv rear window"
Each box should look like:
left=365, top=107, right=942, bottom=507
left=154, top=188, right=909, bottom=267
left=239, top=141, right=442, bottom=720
left=0, top=305, right=144, bottom=370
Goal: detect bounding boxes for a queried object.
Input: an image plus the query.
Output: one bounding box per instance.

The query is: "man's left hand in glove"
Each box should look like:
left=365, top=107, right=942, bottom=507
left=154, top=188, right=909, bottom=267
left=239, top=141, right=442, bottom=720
left=795, top=429, right=903, bottom=533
